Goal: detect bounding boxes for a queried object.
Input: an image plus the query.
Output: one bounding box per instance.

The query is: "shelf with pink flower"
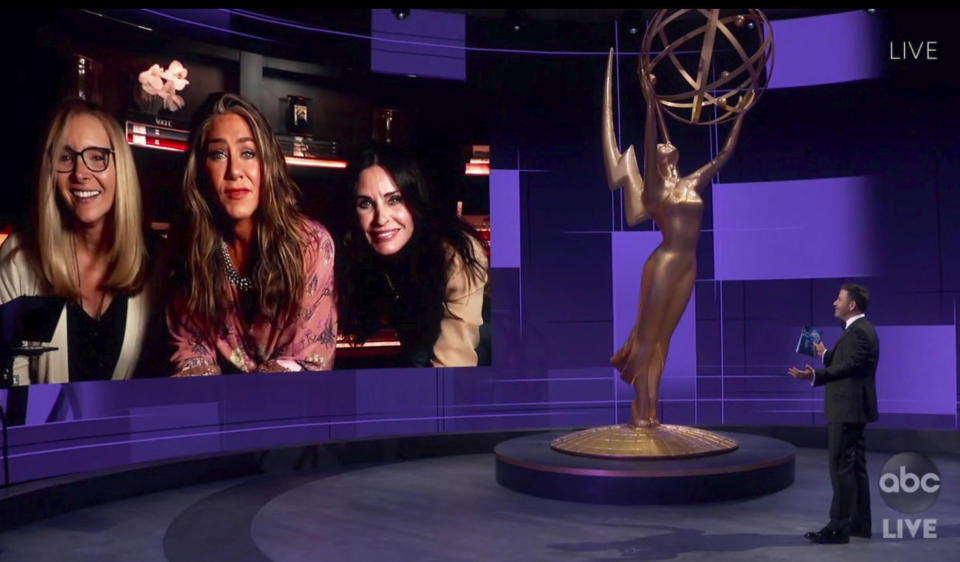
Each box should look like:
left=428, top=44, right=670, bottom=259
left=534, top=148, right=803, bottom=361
left=135, top=60, right=190, bottom=115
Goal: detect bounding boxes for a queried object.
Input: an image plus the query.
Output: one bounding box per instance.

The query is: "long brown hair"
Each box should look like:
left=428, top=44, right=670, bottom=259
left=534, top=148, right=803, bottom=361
left=174, top=92, right=306, bottom=334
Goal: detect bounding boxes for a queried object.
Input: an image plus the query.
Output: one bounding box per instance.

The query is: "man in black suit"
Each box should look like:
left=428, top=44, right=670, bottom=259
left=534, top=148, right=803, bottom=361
left=788, top=283, right=879, bottom=544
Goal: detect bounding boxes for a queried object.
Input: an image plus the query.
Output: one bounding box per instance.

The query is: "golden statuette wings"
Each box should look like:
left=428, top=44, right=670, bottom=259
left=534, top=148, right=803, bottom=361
left=602, top=48, right=649, bottom=225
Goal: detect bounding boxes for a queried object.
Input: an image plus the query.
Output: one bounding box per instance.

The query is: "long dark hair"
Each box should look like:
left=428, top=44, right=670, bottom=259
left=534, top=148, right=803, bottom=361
left=336, top=143, right=486, bottom=357
left=170, top=92, right=307, bottom=335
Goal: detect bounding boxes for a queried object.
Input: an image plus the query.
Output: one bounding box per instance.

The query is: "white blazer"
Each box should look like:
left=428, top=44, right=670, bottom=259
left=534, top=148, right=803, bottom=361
left=0, top=234, right=151, bottom=385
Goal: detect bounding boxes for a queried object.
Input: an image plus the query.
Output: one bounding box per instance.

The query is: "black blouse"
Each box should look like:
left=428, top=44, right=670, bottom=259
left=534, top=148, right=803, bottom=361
left=66, top=295, right=128, bottom=382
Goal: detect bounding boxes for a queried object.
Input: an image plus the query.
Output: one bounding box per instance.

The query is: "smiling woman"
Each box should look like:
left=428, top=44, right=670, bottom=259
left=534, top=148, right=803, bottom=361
left=355, top=164, right=415, bottom=256
left=336, top=143, right=489, bottom=367
left=166, top=92, right=337, bottom=376
left=0, top=99, right=152, bottom=385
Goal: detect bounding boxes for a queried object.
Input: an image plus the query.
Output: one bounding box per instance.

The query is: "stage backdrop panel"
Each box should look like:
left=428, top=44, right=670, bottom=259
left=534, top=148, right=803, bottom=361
left=872, top=325, right=956, bottom=416
left=371, top=9, right=465, bottom=80
left=713, top=177, right=878, bottom=281
left=490, top=169, right=521, bottom=268
left=769, top=10, right=883, bottom=89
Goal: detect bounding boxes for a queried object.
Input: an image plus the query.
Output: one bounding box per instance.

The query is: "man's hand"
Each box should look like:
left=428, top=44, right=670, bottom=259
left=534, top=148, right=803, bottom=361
left=788, top=365, right=815, bottom=381
left=813, top=341, right=826, bottom=358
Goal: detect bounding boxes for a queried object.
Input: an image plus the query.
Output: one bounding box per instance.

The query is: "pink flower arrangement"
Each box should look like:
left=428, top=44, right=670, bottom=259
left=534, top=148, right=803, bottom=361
left=138, top=60, right=190, bottom=112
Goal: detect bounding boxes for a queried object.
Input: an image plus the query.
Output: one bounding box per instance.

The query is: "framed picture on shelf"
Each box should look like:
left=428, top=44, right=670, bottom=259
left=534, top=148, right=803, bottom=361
left=286, top=95, right=311, bottom=134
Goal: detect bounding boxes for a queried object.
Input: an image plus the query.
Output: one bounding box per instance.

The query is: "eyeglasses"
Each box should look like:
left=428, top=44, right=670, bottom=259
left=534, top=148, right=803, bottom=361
left=56, top=146, right=114, bottom=173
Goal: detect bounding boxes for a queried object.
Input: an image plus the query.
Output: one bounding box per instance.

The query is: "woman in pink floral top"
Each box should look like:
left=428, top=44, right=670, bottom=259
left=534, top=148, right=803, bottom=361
left=166, top=93, right=336, bottom=375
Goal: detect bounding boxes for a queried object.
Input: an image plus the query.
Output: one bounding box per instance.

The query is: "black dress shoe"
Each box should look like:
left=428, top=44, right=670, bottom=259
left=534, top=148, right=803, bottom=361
left=804, top=525, right=830, bottom=541
left=804, top=528, right=849, bottom=544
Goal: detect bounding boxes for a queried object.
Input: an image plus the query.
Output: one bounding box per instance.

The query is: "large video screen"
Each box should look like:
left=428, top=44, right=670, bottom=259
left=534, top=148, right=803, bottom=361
left=2, top=9, right=492, bottom=387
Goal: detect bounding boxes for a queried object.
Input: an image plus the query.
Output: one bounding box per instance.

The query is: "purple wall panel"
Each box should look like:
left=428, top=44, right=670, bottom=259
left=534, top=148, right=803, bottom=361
left=5, top=417, right=130, bottom=453
left=801, top=325, right=957, bottom=417
left=721, top=400, right=820, bottom=426
left=371, top=9, right=465, bottom=80
left=320, top=368, right=440, bottom=439
left=870, top=414, right=957, bottom=430
left=372, top=9, right=464, bottom=38
left=131, top=429, right=223, bottom=464
left=438, top=410, right=609, bottom=433
left=696, top=320, right=723, bottom=377
left=24, top=385, right=61, bottom=424
left=545, top=368, right=616, bottom=404
left=936, top=137, right=960, bottom=290
left=12, top=441, right=134, bottom=484
left=660, top=402, right=696, bottom=425
left=151, top=9, right=231, bottom=30
left=696, top=378, right=723, bottom=403
left=722, top=375, right=815, bottom=399
left=128, top=403, right=221, bottom=433
left=715, top=323, right=956, bottom=420
left=127, top=403, right=221, bottom=463
left=696, top=402, right=724, bottom=425
left=487, top=269, right=522, bottom=371
left=873, top=325, right=956, bottom=415
left=525, top=233, right=610, bottom=323
left=713, top=177, right=878, bottom=280
left=769, top=11, right=882, bottom=89
left=941, top=180, right=960, bottom=291
left=371, top=50, right=465, bottom=82
left=722, top=318, right=746, bottom=375
left=444, top=367, right=545, bottom=408
left=352, top=368, right=437, bottom=417
left=544, top=410, right=615, bottom=429
left=695, top=281, right=723, bottom=377
left=740, top=279, right=814, bottom=373
left=537, top=321, right=614, bottom=369
left=219, top=375, right=314, bottom=424
left=330, top=418, right=440, bottom=441
left=221, top=423, right=319, bottom=451
left=489, top=170, right=521, bottom=268
left=441, top=365, right=616, bottom=432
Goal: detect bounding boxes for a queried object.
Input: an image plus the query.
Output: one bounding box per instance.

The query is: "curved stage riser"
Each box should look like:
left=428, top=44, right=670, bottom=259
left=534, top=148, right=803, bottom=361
left=496, top=431, right=796, bottom=505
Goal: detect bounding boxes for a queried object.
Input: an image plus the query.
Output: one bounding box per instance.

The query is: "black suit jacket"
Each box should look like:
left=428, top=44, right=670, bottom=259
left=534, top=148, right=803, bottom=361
left=814, top=317, right=879, bottom=423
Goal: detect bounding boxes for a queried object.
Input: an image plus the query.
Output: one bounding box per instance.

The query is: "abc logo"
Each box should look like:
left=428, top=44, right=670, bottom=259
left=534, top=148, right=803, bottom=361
left=879, top=452, right=941, bottom=514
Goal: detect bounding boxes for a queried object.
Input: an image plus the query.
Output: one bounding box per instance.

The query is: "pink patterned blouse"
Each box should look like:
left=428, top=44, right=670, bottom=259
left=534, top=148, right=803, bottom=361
left=167, top=219, right=337, bottom=375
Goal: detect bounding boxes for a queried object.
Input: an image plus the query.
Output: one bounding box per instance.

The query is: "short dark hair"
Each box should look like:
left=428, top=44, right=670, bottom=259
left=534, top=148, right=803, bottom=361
left=841, top=283, right=870, bottom=313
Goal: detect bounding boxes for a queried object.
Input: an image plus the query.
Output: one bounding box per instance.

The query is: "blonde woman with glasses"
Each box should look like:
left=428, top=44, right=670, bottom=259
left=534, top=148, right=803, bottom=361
left=0, top=99, right=152, bottom=384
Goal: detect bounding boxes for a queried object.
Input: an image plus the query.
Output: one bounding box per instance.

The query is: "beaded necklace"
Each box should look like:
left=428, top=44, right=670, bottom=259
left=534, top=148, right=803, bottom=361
left=218, top=238, right=254, bottom=292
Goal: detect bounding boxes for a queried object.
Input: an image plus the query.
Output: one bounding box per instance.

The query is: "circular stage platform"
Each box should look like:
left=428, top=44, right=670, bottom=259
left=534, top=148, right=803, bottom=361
left=495, top=430, right=795, bottom=505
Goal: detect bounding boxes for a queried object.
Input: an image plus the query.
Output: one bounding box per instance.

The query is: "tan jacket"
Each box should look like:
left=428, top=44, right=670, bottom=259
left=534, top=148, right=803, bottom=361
left=431, top=236, right=489, bottom=367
